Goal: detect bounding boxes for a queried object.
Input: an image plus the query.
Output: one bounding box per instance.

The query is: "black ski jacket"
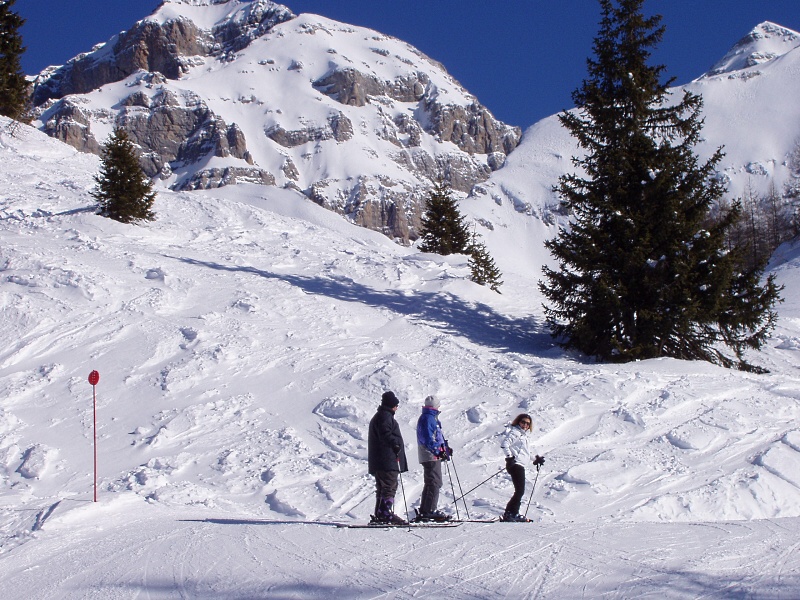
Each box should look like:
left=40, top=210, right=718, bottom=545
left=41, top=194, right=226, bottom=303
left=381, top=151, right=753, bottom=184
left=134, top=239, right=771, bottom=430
left=368, top=406, right=409, bottom=474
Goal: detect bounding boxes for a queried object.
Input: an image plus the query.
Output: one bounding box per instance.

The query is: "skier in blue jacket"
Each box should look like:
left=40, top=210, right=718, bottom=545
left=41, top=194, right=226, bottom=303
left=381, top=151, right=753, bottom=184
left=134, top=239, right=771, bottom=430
left=414, top=395, right=452, bottom=522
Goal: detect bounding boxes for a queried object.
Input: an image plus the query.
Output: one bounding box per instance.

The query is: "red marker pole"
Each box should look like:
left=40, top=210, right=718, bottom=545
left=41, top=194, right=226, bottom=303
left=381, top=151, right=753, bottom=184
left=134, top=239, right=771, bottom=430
left=88, top=370, right=100, bottom=502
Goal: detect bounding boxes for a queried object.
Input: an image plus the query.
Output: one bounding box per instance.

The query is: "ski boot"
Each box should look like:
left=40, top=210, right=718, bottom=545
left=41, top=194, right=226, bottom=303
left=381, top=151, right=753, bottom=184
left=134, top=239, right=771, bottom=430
left=413, top=509, right=450, bottom=523
left=423, top=509, right=452, bottom=522
left=500, top=512, right=530, bottom=522
left=386, top=512, right=408, bottom=525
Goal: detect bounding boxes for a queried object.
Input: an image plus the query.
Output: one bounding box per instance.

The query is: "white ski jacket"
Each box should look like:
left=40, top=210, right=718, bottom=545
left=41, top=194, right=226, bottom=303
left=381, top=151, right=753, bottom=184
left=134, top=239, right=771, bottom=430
left=500, top=424, right=532, bottom=465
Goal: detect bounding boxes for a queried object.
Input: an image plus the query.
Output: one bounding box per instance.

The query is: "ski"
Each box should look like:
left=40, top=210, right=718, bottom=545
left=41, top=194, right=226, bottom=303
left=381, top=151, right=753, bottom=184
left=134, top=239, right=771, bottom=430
left=498, top=519, right=534, bottom=523
left=338, top=522, right=462, bottom=529
left=188, top=518, right=460, bottom=528
left=411, top=518, right=456, bottom=524
left=451, top=517, right=534, bottom=523
left=452, top=518, right=500, bottom=523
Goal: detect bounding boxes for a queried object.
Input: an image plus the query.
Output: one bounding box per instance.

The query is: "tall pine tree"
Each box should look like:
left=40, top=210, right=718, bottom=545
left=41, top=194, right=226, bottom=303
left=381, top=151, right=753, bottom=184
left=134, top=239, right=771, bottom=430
left=539, top=0, right=781, bottom=371
left=0, top=0, right=30, bottom=124
left=418, top=179, right=470, bottom=255
left=92, top=128, right=156, bottom=224
left=468, top=230, right=503, bottom=293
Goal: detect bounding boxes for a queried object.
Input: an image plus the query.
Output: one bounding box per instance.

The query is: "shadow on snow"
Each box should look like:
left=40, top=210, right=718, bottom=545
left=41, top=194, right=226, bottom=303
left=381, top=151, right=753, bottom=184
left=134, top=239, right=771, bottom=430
left=176, top=257, right=555, bottom=356
left=180, top=518, right=343, bottom=527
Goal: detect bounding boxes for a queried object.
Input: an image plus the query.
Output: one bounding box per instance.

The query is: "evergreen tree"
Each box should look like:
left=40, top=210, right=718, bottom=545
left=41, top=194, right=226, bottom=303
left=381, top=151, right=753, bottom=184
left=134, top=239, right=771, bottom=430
left=91, top=128, right=156, bottom=224
left=539, top=0, right=781, bottom=371
left=468, top=231, right=503, bottom=293
left=418, top=179, right=470, bottom=255
left=786, top=142, right=800, bottom=237
left=0, top=0, right=30, bottom=123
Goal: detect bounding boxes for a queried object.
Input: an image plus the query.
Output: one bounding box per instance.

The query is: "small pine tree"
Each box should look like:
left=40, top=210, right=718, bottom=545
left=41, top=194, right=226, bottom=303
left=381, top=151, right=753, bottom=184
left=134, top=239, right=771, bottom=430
left=468, top=231, right=503, bottom=293
left=785, top=142, right=800, bottom=237
left=418, top=179, right=470, bottom=255
left=0, top=0, right=30, bottom=124
left=92, top=128, right=156, bottom=224
left=539, top=0, right=781, bottom=371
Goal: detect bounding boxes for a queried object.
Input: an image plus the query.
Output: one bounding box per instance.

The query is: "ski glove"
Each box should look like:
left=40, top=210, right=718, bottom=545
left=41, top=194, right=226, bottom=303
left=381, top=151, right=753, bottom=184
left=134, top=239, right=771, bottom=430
left=505, top=456, right=516, bottom=467
left=533, top=455, right=545, bottom=467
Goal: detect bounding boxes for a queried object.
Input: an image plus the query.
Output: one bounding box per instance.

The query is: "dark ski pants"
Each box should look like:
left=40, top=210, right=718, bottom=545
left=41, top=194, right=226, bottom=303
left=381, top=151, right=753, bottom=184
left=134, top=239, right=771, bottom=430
left=373, top=470, right=400, bottom=515
left=419, top=460, right=443, bottom=514
left=505, top=463, right=526, bottom=515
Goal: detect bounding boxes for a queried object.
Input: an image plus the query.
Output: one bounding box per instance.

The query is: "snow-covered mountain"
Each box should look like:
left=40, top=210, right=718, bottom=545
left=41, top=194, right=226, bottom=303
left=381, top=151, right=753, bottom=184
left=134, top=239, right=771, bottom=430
left=30, top=0, right=520, bottom=243
left=705, top=21, right=800, bottom=76
left=688, top=22, right=800, bottom=195
left=479, top=21, right=800, bottom=223
left=1, top=112, right=800, bottom=596
left=29, top=3, right=800, bottom=251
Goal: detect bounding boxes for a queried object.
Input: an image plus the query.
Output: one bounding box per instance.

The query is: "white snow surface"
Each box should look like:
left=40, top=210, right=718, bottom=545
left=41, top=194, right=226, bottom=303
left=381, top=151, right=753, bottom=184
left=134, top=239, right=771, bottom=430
left=1, top=120, right=800, bottom=597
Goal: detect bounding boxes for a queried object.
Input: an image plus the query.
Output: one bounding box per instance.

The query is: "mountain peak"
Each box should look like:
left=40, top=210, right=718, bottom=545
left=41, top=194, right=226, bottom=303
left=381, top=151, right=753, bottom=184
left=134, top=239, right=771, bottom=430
left=151, top=0, right=295, bottom=29
left=160, top=0, right=231, bottom=5
left=158, top=0, right=282, bottom=7
left=704, top=21, right=800, bottom=77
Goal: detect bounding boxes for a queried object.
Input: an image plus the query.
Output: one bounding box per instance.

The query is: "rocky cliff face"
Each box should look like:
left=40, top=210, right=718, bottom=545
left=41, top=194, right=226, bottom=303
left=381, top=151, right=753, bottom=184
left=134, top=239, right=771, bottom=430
left=30, top=0, right=521, bottom=242
left=32, top=1, right=295, bottom=105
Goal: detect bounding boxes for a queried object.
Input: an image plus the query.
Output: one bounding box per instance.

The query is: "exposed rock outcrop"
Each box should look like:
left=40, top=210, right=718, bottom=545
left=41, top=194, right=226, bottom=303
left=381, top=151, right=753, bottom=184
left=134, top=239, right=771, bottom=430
left=32, top=2, right=295, bottom=105
left=314, top=68, right=521, bottom=157
left=177, top=166, right=276, bottom=190
left=32, top=18, right=214, bottom=106
left=426, top=100, right=520, bottom=156
left=313, top=69, right=428, bottom=106
left=39, top=98, right=102, bottom=154
left=310, top=176, right=423, bottom=241
left=267, top=112, right=354, bottom=147
left=118, top=88, right=254, bottom=177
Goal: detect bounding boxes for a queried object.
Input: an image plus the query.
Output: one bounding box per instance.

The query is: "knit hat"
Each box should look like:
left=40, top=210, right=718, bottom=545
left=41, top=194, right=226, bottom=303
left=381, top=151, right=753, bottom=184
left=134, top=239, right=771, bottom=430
left=381, top=391, right=399, bottom=408
left=424, top=395, right=440, bottom=409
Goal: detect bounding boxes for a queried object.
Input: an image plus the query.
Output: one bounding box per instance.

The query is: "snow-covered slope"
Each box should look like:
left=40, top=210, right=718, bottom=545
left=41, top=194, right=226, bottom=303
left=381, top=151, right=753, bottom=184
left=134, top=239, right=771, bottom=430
left=688, top=22, right=800, bottom=192
left=1, top=118, right=800, bottom=597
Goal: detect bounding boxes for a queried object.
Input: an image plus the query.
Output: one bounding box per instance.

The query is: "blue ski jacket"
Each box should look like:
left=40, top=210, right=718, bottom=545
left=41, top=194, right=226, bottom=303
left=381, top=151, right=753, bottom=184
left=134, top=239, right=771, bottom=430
left=416, top=407, right=446, bottom=463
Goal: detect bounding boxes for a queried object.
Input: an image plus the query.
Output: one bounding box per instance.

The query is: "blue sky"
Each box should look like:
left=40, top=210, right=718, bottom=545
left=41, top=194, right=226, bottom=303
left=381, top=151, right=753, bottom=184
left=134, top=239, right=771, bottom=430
left=17, top=0, right=800, bottom=128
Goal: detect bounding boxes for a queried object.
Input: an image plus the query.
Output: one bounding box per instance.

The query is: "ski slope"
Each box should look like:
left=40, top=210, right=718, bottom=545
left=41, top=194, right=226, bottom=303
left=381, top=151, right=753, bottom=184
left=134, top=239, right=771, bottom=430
left=1, top=121, right=799, bottom=598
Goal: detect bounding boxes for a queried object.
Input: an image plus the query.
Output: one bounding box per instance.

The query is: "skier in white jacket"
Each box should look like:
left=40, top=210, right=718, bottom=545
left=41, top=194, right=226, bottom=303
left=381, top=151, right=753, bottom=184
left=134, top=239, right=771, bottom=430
left=499, top=413, right=545, bottom=522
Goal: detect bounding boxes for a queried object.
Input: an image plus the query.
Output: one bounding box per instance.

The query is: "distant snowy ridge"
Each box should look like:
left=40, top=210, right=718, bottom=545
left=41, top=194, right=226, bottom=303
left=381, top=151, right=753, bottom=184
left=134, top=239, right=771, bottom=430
left=471, top=20, right=800, bottom=231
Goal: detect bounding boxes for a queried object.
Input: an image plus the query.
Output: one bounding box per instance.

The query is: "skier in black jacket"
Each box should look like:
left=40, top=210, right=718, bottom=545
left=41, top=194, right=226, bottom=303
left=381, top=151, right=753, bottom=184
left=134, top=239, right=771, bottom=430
left=368, top=391, right=409, bottom=524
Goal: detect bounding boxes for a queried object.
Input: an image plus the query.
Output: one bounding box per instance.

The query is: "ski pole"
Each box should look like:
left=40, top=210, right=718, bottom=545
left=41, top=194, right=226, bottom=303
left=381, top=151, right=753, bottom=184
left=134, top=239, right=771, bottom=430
left=397, top=459, right=410, bottom=524
left=451, top=467, right=505, bottom=506
left=523, top=464, right=542, bottom=520
left=449, top=456, right=470, bottom=519
left=444, top=461, right=460, bottom=521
